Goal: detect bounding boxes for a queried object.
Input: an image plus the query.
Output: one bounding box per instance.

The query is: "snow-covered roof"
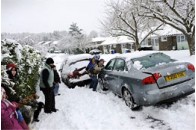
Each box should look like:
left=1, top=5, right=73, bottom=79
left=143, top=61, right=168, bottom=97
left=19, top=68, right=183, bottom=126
left=140, top=25, right=182, bottom=40
left=43, top=41, right=52, bottom=45
left=38, top=41, right=45, bottom=44
left=52, top=41, right=59, bottom=45
left=91, top=37, right=107, bottom=43
left=100, top=36, right=134, bottom=46
left=151, top=25, right=181, bottom=37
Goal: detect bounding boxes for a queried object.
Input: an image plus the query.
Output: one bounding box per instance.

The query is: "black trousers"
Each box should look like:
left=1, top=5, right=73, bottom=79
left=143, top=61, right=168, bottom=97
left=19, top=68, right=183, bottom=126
left=41, top=88, right=55, bottom=112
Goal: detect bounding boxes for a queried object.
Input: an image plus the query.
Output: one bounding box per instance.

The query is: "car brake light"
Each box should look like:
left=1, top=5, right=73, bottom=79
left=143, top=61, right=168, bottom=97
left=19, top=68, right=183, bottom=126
left=188, top=64, right=195, bottom=72
left=142, top=73, right=162, bottom=85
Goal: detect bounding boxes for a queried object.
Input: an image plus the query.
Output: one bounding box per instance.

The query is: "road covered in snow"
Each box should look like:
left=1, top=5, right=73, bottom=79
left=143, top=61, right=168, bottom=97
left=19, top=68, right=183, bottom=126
left=30, top=50, right=195, bottom=130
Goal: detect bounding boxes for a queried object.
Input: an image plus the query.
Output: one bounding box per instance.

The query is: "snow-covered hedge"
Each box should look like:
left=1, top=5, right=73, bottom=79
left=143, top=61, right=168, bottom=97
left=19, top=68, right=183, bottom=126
left=1, top=39, right=42, bottom=98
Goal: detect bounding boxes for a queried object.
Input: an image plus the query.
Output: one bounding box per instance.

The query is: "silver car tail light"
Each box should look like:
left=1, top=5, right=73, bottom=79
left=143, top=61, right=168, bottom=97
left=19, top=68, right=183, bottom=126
left=142, top=73, right=162, bottom=85
left=187, top=64, right=195, bottom=72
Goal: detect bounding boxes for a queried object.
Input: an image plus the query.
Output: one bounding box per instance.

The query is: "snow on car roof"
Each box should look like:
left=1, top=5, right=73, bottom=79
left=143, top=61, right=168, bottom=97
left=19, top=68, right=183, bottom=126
left=114, top=51, right=159, bottom=61
left=66, top=54, right=93, bottom=64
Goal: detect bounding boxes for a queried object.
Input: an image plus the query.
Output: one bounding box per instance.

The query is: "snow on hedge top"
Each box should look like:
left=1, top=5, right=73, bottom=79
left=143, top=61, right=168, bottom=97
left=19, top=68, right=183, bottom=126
left=3, top=39, right=20, bottom=45
left=1, top=39, right=23, bottom=62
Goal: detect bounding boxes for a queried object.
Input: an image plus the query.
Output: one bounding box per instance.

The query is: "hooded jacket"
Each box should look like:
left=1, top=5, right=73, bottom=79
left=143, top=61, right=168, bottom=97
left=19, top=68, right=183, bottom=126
left=1, top=100, right=23, bottom=130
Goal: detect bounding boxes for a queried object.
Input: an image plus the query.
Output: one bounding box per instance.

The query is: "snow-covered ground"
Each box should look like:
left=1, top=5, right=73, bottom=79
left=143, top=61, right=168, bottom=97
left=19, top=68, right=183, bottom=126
left=30, top=50, right=195, bottom=130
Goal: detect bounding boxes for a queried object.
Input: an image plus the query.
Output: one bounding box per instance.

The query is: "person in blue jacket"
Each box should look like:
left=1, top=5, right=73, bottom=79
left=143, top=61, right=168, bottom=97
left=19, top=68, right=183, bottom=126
left=86, top=55, right=103, bottom=91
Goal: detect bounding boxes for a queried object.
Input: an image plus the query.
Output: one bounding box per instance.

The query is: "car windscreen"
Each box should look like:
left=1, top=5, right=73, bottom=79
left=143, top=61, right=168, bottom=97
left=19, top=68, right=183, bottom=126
left=131, top=53, right=176, bottom=69
left=69, top=59, right=90, bottom=71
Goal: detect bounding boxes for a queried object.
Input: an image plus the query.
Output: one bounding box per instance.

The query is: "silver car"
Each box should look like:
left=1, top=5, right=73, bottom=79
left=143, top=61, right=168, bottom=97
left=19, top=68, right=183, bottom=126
left=99, top=52, right=195, bottom=110
left=60, top=54, right=93, bottom=88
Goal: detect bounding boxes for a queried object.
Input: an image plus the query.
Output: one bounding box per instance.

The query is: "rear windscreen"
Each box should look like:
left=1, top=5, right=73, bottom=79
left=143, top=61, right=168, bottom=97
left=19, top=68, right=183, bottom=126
left=132, top=53, right=175, bottom=69
left=69, top=60, right=90, bottom=71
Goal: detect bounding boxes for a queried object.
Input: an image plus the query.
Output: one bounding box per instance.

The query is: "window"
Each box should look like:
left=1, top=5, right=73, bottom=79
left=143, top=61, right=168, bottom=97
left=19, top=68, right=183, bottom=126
left=105, top=59, right=116, bottom=70
left=141, top=39, right=148, bottom=45
left=122, top=44, right=126, bottom=48
left=132, top=53, right=175, bottom=69
left=151, top=38, right=159, bottom=46
left=161, top=36, right=167, bottom=42
left=113, top=59, right=125, bottom=71
left=177, top=35, right=186, bottom=42
left=181, top=35, right=186, bottom=42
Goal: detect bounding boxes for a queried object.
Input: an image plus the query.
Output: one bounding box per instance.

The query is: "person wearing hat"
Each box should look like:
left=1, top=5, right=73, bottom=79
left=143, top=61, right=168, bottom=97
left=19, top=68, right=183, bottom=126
left=39, top=58, right=57, bottom=113
left=3, top=63, right=20, bottom=103
left=6, top=63, right=18, bottom=82
left=87, top=55, right=104, bottom=91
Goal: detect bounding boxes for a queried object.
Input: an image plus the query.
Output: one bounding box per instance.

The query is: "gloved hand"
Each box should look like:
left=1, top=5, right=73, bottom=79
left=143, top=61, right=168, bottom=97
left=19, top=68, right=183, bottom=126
left=12, top=102, right=19, bottom=108
left=16, top=110, right=24, bottom=122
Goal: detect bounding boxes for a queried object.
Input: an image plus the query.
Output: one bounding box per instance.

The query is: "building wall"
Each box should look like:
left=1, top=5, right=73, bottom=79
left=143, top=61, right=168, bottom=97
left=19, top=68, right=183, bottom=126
left=121, top=43, right=133, bottom=53
left=116, top=44, right=122, bottom=53
left=176, top=35, right=189, bottom=50
left=159, top=36, right=177, bottom=50
left=98, top=46, right=104, bottom=53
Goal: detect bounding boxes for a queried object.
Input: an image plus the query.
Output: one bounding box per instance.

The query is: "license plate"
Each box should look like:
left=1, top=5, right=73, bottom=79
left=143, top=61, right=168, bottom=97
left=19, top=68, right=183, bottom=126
left=165, top=71, right=186, bottom=82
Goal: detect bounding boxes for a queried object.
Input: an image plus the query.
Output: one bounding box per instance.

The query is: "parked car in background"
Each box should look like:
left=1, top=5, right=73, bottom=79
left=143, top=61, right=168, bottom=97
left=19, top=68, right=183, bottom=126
left=98, top=52, right=195, bottom=110
left=89, top=49, right=102, bottom=55
left=60, top=54, right=93, bottom=88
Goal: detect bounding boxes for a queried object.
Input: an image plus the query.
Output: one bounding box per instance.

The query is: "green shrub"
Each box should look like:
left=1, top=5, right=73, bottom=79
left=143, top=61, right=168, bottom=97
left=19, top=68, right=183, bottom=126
left=1, top=39, right=42, bottom=98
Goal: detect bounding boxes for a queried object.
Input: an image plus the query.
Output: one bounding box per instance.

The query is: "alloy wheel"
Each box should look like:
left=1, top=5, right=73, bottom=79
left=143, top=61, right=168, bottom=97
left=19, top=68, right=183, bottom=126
left=123, top=88, right=135, bottom=109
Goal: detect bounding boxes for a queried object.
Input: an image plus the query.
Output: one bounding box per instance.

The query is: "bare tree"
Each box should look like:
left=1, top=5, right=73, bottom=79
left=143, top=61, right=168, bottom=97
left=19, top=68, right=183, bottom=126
left=138, top=0, right=195, bottom=55
left=101, top=0, right=163, bottom=50
left=88, top=30, right=98, bottom=39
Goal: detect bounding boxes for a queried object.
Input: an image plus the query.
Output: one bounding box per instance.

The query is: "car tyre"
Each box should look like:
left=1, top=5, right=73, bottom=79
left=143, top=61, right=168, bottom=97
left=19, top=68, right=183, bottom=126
left=122, top=88, right=141, bottom=110
left=66, top=78, right=75, bottom=89
left=98, top=78, right=108, bottom=91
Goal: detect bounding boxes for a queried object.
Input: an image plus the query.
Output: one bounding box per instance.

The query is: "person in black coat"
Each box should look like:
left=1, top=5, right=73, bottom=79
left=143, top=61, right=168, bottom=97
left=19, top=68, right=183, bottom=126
left=39, top=58, right=58, bottom=113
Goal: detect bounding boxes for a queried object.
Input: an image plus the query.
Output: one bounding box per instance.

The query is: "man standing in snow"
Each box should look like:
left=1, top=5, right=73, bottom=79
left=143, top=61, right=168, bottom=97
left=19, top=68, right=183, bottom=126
left=40, top=58, right=58, bottom=113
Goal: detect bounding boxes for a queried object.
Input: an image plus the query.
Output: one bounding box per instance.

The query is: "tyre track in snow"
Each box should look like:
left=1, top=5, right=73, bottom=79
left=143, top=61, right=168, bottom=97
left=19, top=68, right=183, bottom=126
left=98, top=86, right=194, bottom=130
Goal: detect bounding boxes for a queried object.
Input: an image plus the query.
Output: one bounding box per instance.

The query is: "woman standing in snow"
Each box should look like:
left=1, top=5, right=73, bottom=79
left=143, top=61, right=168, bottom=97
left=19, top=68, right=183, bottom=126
left=6, top=63, right=19, bottom=83
left=4, top=63, right=20, bottom=102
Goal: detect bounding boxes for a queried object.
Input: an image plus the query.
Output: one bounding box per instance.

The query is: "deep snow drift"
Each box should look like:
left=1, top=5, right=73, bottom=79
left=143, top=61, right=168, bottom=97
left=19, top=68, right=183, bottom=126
left=30, top=50, right=195, bottom=130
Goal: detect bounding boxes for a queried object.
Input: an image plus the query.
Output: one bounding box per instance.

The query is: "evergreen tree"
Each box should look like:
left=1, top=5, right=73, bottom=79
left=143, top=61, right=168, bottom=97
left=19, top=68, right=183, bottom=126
left=69, top=23, right=83, bottom=37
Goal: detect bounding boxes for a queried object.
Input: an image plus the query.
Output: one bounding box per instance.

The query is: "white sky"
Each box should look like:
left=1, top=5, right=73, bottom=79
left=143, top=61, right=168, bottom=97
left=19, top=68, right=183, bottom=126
left=1, top=0, right=108, bottom=34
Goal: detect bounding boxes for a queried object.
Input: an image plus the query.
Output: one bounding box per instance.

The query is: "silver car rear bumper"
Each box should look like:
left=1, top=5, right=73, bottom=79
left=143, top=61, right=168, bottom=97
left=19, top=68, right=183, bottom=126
left=136, top=78, right=195, bottom=106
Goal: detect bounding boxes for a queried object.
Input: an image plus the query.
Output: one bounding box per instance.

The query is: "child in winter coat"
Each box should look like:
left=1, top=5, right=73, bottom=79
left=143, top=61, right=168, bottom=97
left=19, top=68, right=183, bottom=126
left=52, top=65, right=61, bottom=96
left=1, top=87, right=29, bottom=130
